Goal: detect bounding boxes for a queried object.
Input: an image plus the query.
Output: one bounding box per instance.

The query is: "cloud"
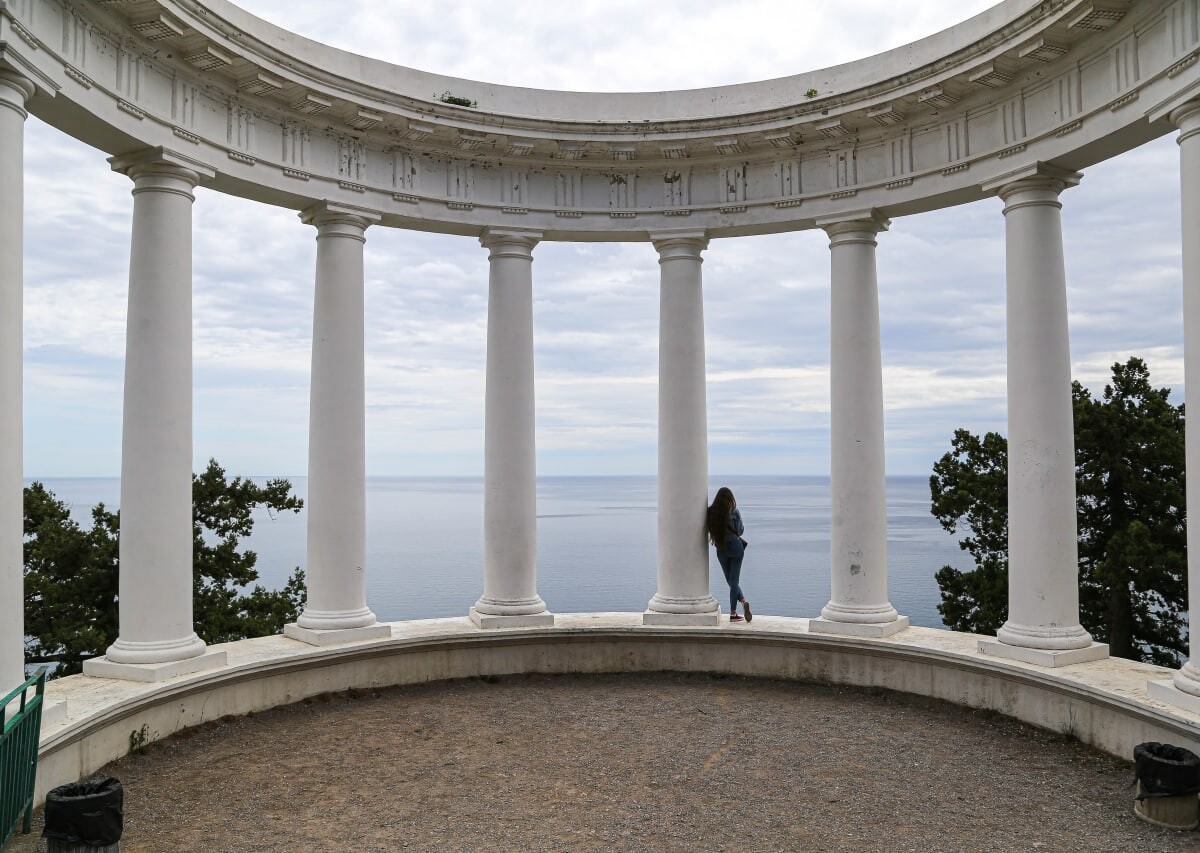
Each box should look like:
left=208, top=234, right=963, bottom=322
left=231, top=0, right=998, bottom=91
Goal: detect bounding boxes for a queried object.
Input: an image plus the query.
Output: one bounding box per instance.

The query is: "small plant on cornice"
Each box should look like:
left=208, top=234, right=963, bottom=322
left=805, top=88, right=819, bottom=99
left=438, top=91, right=477, bottom=108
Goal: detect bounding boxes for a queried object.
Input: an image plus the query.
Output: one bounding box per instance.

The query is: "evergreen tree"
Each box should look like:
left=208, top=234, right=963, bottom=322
left=930, top=357, right=1187, bottom=665
left=23, top=459, right=305, bottom=676
left=22, top=483, right=120, bottom=675
left=929, top=429, right=1008, bottom=635
left=1073, top=358, right=1186, bottom=665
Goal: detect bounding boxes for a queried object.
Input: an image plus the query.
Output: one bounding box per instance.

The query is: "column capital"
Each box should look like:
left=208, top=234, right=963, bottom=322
left=1170, top=99, right=1200, bottom=144
left=109, top=147, right=216, bottom=185
left=648, top=229, right=708, bottom=262
left=479, top=227, right=541, bottom=258
left=0, top=70, right=34, bottom=118
left=1150, top=88, right=1200, bottom=124
left=982, top=162, right=1082, bottom=201
left=817, top=209, right=890, bottom=243
left=300, top=201, right=380, bottom=239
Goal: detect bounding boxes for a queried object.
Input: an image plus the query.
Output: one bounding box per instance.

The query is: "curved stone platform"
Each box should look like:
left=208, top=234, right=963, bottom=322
left=32, top=614, right=1200, bottom=808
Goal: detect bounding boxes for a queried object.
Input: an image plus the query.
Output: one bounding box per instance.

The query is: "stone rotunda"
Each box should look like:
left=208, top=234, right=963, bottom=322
left=5, top=0, right=1200, bottom=804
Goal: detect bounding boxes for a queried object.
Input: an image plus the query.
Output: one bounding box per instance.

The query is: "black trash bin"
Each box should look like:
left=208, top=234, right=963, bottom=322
left=1133, top=742, right=1200, bottom=830
left=42, top=777, right=123, bottom=853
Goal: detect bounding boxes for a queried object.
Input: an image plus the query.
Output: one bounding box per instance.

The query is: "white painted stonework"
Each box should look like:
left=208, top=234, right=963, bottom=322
left=473, top=227, right=553, bottom=629
left=646, top=232, right=720, bottom=625
left=0, top=69, right=32, bottom=695
left=286, top=202, right=389, bottom=645
left=5, top=0, right=1200, bottom=790
left=29, top=617, right=1200, bottom=811
left=82, top=148, right=228, bottom=682
left=811, top=211, right=905, bottom=637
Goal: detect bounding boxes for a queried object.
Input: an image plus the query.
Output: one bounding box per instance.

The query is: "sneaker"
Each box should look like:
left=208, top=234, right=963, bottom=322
left=742, top=600, right=752, bottom=623
left=730, top=614, right=744, bottom=622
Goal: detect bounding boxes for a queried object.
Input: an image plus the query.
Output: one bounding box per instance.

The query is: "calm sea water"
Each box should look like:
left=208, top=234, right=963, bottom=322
left=28, top=476, right=970, bottom=629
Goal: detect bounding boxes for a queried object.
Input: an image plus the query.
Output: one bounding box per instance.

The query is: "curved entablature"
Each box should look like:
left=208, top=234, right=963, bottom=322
left=1, top=0, right=1197, bottom=237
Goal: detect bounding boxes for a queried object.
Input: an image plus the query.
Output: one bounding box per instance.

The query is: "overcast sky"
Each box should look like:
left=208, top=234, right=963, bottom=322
left=20, top=0, right=1185, bottom=478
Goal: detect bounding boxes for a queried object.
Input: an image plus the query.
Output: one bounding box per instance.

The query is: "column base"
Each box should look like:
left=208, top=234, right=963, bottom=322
left=83, top=649, right=227, bottom=683
left=1170, top=661, right=1200, bottom=698
left=1148, top=679, right=1200, bottom=715
left=809, top=615, right=910, bottom=638
left=645, top=592, right=720, bottom=616
left=979, top=639, right=1109, bottom=667
left=469, top=608, right=555, bottom=629
left=283, top=622, right=392, bottom=647
left=642, top=609, right=721, bottom=626
left=295, top=606, right=380, bottom=632
left=102, top=632, right=208, bottom=665
left=820, top=601, right=900, bottom=623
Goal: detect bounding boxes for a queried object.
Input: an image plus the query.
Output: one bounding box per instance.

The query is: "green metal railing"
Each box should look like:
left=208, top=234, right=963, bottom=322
left=1, top=668, right=47, bottom=849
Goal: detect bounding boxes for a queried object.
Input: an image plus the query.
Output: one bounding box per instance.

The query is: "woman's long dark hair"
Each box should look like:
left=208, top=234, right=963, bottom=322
left=706, top=487, right=736, bottom=549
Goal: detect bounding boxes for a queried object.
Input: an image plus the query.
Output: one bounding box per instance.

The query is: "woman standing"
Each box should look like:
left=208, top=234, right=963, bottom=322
left=706, top=487, right=752, bottom=623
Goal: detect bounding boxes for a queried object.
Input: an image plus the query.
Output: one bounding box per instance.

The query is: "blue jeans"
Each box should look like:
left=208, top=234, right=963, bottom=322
left=717, top=552, right=744, bottom=615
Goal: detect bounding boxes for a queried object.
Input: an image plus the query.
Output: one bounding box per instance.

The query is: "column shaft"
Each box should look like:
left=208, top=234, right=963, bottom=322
left=813, top=215, right=905, bottom=636
left=990, top=173, right=1100, bottom=662
left=90, top=152, right=224, bottom=679
left=1173, top=103, right=1200, bottom=695
left=472, top=229, right=551, bottom=627
left=293, top=208, right=381, bottom=636
left=646, top=233, right=719, bottom=623
left=0, top=72, right=34, bottom=691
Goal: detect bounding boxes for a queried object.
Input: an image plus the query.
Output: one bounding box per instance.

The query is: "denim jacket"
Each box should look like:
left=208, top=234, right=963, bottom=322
left=716, top=508, right=745, bottom=558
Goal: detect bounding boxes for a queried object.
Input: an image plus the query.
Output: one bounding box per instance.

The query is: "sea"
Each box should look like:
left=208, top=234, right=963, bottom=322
left=28, top=475, right=970, bottom=629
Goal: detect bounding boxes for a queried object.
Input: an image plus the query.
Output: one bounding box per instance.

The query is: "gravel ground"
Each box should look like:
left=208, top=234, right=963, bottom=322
left=8, top=672, right=1200, bottom=852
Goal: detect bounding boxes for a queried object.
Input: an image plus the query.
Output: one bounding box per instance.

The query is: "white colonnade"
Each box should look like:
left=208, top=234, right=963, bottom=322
left=7, top=158, right=1141, bottom=679
left=811, top=213, right=907, bottom=638
left=645, top=232, right=720, bottom=625
left=4, top=147, right=1154, bottom=683
left=472, top=229, right=553, bottom=628
left=0, top=71, right=33, bottom=693
left=285, top=204, right=390, bottom=645
left=83, top=149, right=226, bottom=681
left=6, top=0, right=1200, bottom=728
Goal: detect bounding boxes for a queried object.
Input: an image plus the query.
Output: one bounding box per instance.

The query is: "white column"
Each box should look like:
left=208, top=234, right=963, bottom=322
left=471, top=228, right=553, bottom=628
left=811, top=212, right=908, bottom=638
left=645, top=231, right=719, bottom=625
left=0, top=71, right=34, bottom=693
left=979, top=167, right=1107, bottom=667
left=286, top=203, right=390, bottom=646
left=1151, top=101, right=1200, bottom=710
left=85, top=149, right=226, bottom=682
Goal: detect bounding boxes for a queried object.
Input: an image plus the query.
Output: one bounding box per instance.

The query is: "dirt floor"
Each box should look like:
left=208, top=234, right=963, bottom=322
left=8, top=672, right=1200, bottom=852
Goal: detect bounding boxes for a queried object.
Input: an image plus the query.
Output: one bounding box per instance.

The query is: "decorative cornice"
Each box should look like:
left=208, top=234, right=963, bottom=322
left=3, top=0, right=1194, bottom=239
left=1167, top=53, right=1199, bottom=79
left=64, top=66, right=92, bottom=88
